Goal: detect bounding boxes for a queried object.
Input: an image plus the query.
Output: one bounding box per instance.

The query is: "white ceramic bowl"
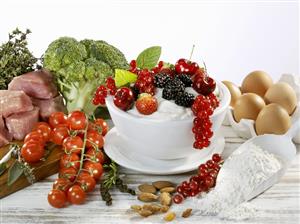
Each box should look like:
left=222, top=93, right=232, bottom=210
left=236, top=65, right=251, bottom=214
left=106, top=81, right=231, bottom=160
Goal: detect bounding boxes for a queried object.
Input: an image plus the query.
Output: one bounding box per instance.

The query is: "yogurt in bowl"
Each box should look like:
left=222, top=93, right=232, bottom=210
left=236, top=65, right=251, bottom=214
left=105, top=81, right=230, bottom=160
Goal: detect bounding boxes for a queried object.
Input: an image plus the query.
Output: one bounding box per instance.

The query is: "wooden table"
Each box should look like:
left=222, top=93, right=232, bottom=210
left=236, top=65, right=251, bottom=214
left=1, top=125, right=299, bottom=224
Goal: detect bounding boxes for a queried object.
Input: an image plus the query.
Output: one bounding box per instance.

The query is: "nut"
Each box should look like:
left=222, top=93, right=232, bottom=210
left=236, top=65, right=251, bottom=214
left=164, top=212, right=176, bottom=222
left=138, top=192, right=158, bottom=202
left=130, top=205, right=142, bottom=212
left=160, top=187, right=176, bottom=194
left=182, top=208, right=192, bottom=218
left=152, top=181, right=174, bottom=190
left=160, top=205, right=169, bottom=213
left=138, top=184, right=157, bottom=194
left=138, top=209, right=153, bottom=217
left=159, top=192, right=172, bottom=206
left=143, top=204, right=161, bottom=213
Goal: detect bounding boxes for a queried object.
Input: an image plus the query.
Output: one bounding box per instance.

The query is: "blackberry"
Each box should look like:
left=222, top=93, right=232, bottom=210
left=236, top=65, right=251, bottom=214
left=177, top=74, right=193, bottom=87
left=130, top=85, right=140, bottom=100
left=175, top=92, right=195, bottom=107
left=162, top=78, right=185, bottom=100
left=154, top=73, right=172, bottom=88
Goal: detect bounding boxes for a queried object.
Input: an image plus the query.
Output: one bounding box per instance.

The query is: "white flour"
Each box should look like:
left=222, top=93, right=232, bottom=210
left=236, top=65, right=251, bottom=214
left=186, top=143, right=282, bottom=220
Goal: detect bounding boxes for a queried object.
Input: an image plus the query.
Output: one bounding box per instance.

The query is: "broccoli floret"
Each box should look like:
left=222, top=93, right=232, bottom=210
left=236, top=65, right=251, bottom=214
left=44, top=37, right=87, bottom=72
left=43, top=37, right=121, bottom=115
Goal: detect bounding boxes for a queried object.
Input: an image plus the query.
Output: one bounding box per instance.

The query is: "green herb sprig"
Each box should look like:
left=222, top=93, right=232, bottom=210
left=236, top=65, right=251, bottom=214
left=0, top=28, right=39, bottom=89
left=100, top=161, right=135, bottom=206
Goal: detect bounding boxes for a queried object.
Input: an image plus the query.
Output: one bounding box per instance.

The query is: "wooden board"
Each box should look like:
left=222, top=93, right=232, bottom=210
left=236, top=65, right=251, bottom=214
left=0, top=142, right=63, bottom=199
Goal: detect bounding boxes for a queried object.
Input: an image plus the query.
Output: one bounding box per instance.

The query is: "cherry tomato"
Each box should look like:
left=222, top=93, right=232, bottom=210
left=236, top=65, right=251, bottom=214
left=77, top=172, right=96, bottom=192
left=53, top=178, right=72, bottom=193
left=83, top=161, right=103, bottom=180
left=21, top=142, right=45, bottom=163
left=62, top=136, right=83, bottom=154
left=51, top=126, right=69, bottom=145
left=89, top=119, right=109, bottom=136
left=60, top=153, right=80, bottom=170
left=48, top=189, right=67, bottom=208
left=67, top=185, right=86, bottom=205
left=59, top=167, right=77, bottom=182
left=85, top=148, right=105, bottom=164
left=49, top=112, right=67, bottom=128
left=33, top=122, right=52, bottom=142
left=86, top=130, right=104, bottom=149
left=24, top=131, right=45, bottom=144
left=67, top=111, right=87, bottom=130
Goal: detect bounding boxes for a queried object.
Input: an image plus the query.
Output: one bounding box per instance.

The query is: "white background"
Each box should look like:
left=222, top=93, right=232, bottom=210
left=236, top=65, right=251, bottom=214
left=0, top=0, right=298, bottom=85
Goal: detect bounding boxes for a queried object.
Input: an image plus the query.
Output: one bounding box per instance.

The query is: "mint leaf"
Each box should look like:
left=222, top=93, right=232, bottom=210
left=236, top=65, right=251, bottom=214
left=115, top=69, right=137, bottom=87
left=7, top=160, right=23, bottom=186
left=0, top=163, right=7, bottom=176
left=136, top=46, right=161, bottom=69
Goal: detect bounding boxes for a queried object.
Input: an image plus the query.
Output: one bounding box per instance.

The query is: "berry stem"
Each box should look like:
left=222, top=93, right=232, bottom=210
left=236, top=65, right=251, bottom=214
left=189, top=44, right=195, bottom=61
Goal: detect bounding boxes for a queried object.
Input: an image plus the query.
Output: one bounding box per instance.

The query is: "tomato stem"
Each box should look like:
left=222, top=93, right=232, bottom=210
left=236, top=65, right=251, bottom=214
left=74, top=118, right=89, bottom=182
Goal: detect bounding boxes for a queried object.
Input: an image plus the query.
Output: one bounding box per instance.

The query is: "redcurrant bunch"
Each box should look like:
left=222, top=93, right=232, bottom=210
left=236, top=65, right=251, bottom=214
left=93, top=77, right=118, bottom=106
left=93, top=85, right=107, bottom=105
left=173, top=153, right=223, bottom=204
left=191, top=94, right=219, bottom=149
left=106, top=77, right=117, bottom=95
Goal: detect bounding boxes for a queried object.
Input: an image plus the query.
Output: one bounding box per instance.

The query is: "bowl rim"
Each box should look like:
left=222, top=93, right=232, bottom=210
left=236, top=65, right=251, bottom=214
left=106, top=81, right=231, bottom=124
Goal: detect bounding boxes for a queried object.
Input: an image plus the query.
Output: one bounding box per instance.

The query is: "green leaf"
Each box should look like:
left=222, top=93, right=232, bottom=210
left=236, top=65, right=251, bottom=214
left=136, top=46, right=161, bottom=69
left=114, top=69, right=137, bottom=87
left=7, top=161, right=24, bottom=186
left=0, top=163, right=7, bottom=176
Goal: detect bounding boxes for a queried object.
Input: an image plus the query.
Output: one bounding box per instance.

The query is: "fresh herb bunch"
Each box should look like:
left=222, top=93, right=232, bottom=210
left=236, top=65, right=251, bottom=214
left=0, top=28, right=38, bottom=89
left=100, top=161, right=135, bottom=206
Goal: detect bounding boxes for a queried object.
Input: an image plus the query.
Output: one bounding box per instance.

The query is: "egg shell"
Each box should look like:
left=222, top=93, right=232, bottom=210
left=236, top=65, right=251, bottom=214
left=255, top=103, right=291, bottom=135
left=233, top=93, right=265, bottom=122
left=222, top=81, right=242, bottom=107
left=241, top=71, right=273, bottom=97
left=264, top=82, right=297, bottom=115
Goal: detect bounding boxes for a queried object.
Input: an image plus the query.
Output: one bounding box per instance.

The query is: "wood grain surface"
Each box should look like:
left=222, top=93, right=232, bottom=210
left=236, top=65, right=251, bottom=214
left=0, top=126, right=299, bottom=224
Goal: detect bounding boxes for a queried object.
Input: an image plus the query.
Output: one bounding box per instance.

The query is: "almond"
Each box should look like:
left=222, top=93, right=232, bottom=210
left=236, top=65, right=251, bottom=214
left=160, top=187, right=176, bottom=194
left=159, top=192, right=172, bottom=206
left=152, top=181, right=174, bottom=190
left=138, top=184, right=157, bottom=194
left=138, top=192, right=158, bottom=202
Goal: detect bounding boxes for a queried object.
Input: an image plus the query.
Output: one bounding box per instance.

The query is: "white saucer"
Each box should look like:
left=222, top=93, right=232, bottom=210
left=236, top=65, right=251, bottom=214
left=104, top=127, right=225, bottom=175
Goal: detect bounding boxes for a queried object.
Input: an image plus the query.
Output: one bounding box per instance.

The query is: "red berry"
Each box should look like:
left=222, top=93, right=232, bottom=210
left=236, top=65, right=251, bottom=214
left=206, top=160, right=215, bottom=169
left=173, top=194, right=183, bottom=204
left=130, top=60, right=137, bottom=69
left=135, top=94, right=158, bottom=115
left=113, top=87, right=135, bottom=111
left=205, top=176, right=215, bottom=188
left=181, top=181, right=189, bottom=189
left=189, top=181, right=199, bottom=191
left=212, top=153, right=222, bottom=163
left=176, top=185, right=184, bottom=194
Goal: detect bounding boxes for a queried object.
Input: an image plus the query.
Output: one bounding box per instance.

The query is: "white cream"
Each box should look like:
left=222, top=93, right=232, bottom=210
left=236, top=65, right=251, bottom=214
left=128, top=86, right=220, bottom=121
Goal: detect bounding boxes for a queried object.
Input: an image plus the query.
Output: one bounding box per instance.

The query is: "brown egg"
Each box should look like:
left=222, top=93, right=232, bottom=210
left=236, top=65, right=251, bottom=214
left=264, top=82, right=297, bottom=115
left=233, top=93, right=265, bottom=122
left=241, top=71, right=273, bottom=97
left=255, top=103, right=291, bottom=135
left=222, top=81, right=242, bottom=107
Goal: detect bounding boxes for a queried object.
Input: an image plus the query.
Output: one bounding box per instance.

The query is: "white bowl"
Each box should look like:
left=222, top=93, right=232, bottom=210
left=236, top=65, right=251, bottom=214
left=106, top=81, right=231, bottom=160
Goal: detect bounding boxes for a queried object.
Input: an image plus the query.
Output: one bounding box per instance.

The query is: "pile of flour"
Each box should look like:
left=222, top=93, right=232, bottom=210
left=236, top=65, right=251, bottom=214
left=185, top=143, right=282, bottom=220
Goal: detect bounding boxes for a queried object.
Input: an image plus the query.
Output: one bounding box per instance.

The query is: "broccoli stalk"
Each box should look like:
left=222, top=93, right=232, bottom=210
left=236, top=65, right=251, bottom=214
left=43, top=37, right=128, bottom=115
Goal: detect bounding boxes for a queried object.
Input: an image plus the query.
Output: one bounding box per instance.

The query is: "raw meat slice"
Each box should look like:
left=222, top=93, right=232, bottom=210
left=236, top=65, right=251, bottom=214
left=31, top=95, right=66, bottom=120
left=8, top=69, right=58, bottom=99
left=5, top=107, right=39, bottom=140
left=0, top=90, right=34, bottom=117
left=0, top=116, right=12, bottom=147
